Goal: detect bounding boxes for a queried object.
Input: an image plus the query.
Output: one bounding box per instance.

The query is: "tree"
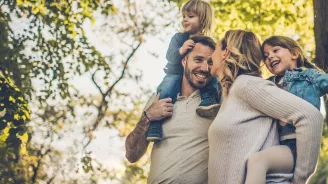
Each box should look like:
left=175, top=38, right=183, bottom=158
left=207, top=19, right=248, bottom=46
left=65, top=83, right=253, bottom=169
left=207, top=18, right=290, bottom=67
left=1, top=0, right=176, bottom=183
left=313, top=0, right=328, bottom=71
left=309, top=0, right=328, bottom=183
left=2, top=0, right=327, bottom=183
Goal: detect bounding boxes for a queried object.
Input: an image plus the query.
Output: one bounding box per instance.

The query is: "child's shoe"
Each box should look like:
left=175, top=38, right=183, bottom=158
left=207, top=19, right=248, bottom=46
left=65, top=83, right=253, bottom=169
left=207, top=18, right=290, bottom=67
left=147, top=121, right=162, bottom=142
left=196, top=98, right=221, bottom=117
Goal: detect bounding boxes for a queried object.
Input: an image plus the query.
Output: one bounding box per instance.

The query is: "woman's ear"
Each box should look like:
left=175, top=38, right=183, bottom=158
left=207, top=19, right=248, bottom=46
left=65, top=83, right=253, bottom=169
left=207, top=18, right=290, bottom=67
left=222, top=47, right=230, bottom=60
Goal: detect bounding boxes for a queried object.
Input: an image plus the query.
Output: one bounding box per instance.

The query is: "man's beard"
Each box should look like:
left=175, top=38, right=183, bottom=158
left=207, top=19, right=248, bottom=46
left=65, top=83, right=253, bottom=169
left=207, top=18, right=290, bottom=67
left=184, top=61, right=210, bottom=89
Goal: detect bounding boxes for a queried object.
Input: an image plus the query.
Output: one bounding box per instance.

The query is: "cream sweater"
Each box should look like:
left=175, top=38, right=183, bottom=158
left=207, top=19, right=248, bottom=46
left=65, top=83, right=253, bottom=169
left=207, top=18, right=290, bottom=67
left=208, top=75, right=323, bottom=184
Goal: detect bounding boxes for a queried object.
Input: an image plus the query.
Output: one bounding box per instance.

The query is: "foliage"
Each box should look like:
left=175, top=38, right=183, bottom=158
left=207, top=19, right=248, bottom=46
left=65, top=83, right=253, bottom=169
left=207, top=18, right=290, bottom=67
left=309, top=126, right=328, bottom=184
left=0, top=71, right=31, bottom=184
left=0, top=0, right=114, bottom=100
left=1, top=0, right=175, bottom=183
left=1, top=0, right=327, bottom=183
left=0, top=70, right=30, bottom=155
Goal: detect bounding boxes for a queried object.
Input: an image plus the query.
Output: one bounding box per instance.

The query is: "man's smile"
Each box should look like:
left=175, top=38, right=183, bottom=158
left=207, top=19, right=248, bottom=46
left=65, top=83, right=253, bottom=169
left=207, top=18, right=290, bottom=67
left=194, top=72, right=210, bottom=80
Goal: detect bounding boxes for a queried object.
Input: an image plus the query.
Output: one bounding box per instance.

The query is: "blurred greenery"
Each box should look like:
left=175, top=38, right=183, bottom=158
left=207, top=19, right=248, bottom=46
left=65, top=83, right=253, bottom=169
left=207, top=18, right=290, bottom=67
left=0, top=0, right=327, bottom=183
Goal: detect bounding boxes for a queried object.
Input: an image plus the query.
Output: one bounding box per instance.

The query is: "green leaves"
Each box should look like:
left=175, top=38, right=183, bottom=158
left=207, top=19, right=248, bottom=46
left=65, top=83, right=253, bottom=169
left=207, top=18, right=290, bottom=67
left=1, top=0, right=115, bottom=101
left=0, top=71, right=30, bottom=154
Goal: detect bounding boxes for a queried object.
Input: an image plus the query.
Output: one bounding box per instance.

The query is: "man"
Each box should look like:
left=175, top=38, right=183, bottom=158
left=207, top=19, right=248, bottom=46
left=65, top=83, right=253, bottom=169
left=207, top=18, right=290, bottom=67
left=125, top=35, right=216, bottom=183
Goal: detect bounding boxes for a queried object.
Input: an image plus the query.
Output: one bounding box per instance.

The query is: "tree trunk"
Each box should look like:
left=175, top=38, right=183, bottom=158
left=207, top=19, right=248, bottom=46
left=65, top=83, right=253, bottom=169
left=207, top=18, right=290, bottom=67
left=314, top=0, right=328, bottom=125
left=313, top=0, right=328, bottom=71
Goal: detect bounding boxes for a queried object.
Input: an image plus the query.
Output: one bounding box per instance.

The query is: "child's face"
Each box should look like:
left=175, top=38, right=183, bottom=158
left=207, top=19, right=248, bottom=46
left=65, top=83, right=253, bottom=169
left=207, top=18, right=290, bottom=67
left=263, top=44, right=298, bottom=76
left=181, top=11, right=201, bottom=34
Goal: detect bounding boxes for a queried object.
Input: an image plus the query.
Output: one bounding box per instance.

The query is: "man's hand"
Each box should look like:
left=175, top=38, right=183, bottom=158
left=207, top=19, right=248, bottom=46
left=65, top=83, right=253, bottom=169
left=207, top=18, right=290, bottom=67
left=145, top=93, right=174, bottom=122
left=125, top=93, right=174, bottom=163
left=179, top=39, right=195, bottom=55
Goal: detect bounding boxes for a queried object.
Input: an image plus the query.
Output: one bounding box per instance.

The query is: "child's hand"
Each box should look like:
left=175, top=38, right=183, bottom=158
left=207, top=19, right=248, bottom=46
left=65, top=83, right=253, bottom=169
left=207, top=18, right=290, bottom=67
left=279, top=120, right=287, bottom=126
left=179, top=39, right=195, bottom=55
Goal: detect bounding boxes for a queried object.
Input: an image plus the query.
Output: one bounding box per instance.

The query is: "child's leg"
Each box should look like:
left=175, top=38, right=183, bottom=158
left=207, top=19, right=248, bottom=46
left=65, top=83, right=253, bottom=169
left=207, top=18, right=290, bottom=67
left=147, top=74, right=182, bottom=142
left=245, top=145, right=294, bottom=184
left=196, top=77, right=221, bottom=117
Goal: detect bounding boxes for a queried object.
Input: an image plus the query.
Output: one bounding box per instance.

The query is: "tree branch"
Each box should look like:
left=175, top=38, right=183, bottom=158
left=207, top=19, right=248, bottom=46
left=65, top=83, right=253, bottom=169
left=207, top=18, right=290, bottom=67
left=104, top=41, right=142, bottom=98
left=83, top=41, right=142, bottom=149
left=91, top=69, right=104, bottom=96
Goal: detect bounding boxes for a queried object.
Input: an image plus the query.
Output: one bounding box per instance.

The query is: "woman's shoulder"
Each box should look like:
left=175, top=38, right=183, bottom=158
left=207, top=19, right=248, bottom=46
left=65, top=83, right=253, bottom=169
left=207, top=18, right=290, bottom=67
left=234, top=75, right=270, bottom=86
left=232, top=75, right=276, bottom=94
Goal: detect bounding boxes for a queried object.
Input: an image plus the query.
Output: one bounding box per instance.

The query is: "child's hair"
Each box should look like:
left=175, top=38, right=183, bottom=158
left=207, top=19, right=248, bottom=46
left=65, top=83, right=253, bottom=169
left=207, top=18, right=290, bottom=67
left=261, top=36, right=321, bottom=71
left=181, top=0, right=213, bottom=36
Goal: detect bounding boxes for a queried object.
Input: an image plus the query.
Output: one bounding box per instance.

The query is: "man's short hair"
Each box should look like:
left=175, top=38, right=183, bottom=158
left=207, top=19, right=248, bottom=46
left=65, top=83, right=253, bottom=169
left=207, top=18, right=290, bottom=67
left=185, top=35, right=216, bottom=56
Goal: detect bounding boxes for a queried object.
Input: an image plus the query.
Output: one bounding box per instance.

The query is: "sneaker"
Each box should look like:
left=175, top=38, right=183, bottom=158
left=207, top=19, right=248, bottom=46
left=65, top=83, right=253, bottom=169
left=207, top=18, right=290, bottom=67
left=147, top=121, right=163, bottom=142
left=147, top=136, right=162, bottom=142
left=196, top=98, right=221, bottom=117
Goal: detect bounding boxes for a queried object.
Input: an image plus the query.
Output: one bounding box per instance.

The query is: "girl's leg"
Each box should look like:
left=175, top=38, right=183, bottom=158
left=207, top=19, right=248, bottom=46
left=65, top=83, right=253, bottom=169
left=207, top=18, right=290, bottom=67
left=245, top=145, right=294, bottom=184
left=197, top=77, right=221, bottom=117
left=147, top=74, right=182, bottom=142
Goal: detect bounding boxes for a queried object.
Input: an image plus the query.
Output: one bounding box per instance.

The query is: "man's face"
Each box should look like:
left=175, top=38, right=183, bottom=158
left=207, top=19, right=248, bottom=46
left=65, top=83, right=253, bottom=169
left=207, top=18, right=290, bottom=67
left=182, top=43, right=214, bottom=89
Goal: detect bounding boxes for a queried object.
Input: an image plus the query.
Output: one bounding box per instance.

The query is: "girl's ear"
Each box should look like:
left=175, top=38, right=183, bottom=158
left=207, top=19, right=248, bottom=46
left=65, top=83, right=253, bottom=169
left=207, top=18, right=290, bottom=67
left=291, top=50, right=299, bottom=60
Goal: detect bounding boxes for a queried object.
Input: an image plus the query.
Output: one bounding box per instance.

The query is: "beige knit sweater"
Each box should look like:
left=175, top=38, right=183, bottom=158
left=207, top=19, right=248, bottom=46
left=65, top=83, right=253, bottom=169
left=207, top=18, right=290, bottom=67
left=208, top=75, right=323, bottom=184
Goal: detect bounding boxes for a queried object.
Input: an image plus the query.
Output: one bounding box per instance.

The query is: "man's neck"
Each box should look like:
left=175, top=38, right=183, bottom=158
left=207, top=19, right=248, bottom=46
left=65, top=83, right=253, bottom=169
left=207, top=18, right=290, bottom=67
left=181, top=77, right=197, bottom=97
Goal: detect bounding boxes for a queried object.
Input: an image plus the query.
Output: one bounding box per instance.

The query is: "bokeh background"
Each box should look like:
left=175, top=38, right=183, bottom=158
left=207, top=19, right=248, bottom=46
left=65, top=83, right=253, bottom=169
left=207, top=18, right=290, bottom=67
left=1, top=0, right=328, bottom=183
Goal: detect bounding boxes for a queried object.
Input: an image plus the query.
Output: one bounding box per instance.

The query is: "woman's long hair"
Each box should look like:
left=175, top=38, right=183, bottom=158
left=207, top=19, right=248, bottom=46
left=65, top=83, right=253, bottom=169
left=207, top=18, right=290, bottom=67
left=219, top=30, right=262, bottom=95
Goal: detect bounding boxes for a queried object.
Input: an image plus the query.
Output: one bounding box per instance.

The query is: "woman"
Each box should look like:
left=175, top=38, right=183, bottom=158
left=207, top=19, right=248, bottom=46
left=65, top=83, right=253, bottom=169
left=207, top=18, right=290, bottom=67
left=208, top=30, right=323, bottom=184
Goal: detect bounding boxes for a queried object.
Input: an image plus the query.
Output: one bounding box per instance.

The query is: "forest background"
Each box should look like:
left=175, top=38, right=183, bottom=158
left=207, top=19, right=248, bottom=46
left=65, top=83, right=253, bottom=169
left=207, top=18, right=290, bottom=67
left=1, top=0, right=328, bottom=183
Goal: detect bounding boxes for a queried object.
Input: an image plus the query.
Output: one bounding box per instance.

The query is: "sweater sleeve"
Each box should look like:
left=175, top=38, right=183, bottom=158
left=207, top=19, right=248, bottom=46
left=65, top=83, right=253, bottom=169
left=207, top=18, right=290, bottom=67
left=235, top=76, right=323, bottom=184
left=166, top=33, right=185, bottom=65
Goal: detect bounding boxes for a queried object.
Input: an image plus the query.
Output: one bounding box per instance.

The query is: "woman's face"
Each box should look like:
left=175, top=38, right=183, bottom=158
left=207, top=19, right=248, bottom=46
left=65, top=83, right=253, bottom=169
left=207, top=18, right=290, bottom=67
left=211, top=41, right=226, bottom=80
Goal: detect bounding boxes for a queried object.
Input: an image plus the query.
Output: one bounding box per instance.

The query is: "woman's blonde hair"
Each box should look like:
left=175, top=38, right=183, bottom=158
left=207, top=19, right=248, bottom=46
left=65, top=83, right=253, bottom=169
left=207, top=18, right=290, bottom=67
left=261, top=36, right=321, bottom=71
left=181, top=0, right=213, bottom=36
left=219, top=30, right=262, bottom=96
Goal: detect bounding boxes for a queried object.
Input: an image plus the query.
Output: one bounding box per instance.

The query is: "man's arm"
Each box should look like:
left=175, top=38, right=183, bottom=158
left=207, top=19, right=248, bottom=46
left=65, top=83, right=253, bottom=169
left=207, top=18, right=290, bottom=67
left=125, top=114, right=150, bottom=163
left=125, top=94, right=173, bottom=163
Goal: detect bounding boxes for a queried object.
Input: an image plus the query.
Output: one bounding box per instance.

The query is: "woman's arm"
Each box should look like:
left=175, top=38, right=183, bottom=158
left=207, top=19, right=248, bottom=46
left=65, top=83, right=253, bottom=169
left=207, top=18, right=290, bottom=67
left=236, top=76, right=323, bottom=184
